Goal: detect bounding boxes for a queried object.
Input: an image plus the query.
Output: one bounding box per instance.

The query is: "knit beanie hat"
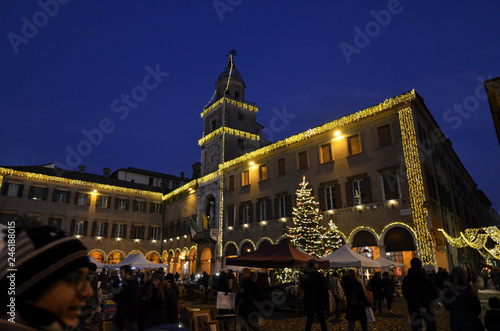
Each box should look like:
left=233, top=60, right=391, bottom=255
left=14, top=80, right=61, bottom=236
left=152, top=270, right=165, bottom=281
left=0, top=225, right=91, bottom=304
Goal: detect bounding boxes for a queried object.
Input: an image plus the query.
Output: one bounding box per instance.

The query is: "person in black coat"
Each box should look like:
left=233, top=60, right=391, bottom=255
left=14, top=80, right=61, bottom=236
left=145, top=270, right=179, bottom=329
left=485, top=296, right=500, bottom=331
left=382, top=272, right=395, bottom=314
left=300, top=260, right=329, bottom=331
left=442, top=267, right=483, bottom=331
left=402, top=258, right=438, bottom=331
left=342, top=269, right=371, bottom=331
left=110, top=265, right=140, bottom=331
left=237, top=269, right=263, bottom=331
left=368, top=271, right=384, bottom=313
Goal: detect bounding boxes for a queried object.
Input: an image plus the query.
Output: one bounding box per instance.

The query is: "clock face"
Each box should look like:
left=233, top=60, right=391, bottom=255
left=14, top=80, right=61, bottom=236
left=205, top=144, right=220, bottom=173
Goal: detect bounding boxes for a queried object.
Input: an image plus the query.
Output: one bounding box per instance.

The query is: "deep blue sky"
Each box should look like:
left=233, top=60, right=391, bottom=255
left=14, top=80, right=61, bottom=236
left=1, top=1, right=499, bottom=211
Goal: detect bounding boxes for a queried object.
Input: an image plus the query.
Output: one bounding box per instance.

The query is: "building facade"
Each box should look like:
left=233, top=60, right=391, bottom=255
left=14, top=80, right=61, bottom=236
left=1, top=57, right=498, bottom=277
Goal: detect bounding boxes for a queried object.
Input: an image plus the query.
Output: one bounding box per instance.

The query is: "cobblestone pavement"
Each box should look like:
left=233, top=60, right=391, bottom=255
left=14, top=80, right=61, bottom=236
left=182, top=289, right=500, bottom=331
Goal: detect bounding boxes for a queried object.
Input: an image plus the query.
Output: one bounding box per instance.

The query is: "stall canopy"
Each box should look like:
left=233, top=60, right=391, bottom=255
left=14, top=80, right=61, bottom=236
left=375, top=256, right=405, bottom=268
left=103, top=253, right=166, bottom=269
left=323, top=245, right=381, bottom=268
left=89, top=256, right=105, bottom=269
left=226, top=242, right=330, bottom=269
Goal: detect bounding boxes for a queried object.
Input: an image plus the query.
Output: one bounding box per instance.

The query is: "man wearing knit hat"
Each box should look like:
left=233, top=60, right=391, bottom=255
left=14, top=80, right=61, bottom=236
left=0, top=215, right=94, bottom=331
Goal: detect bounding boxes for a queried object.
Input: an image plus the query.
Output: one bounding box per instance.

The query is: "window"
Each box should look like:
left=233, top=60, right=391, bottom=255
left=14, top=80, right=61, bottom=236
left=134, top=200, right=145, bottom=212
left=238, top=139, right=244, bottom=150
left=96, top=222, right=106, bottom=237
left=278, top=196, right=287, bottom=218
left=242, top=170, right=250, bottom=186
left=4, top=183, right=23, bottom=197
left=277, top=158, right=286, bottom=176
left=149, top=177, right=154, bottom=185
left=151, top=202, right=161, bottom=214
left=77, top=193, right=88, bottom=206
left=133, top=226, right=143, bottom=239
left=381, top=170, right=401, bottom=200
left=238, top=113, right=243, bottom=120
left=29, top=186, right=48, bottom=200
left=325, top=186, right=336, bottom=210
left=377, top=124, right=392, bottom=147
left=347, top=134, right=362, bottom=155
left=228, top=175, right=235, bottom=191
left=297, top=151, right=308, bottom=170
left=259, top=165, right=267, bottom=181
left=53, top=189, right=69, bottom=203
left=258, top=199, right=269, bottom=222
left=116, top=198, right=128, bottom=210
left=320, top=143, right=333, bottom=163
left=98, top=196, right=109, bottom=208
left=151, top=227, right=159, bottom=240
left=240, top=203, right=252, bottom=224
left=116, top=224, right=125, bottom=238
left=48, top=217, right=62, bottom=229
left=211, top=119, right=217, bottom=132
left=352, top=179, right=365, bottom=205
left=74, top=221, right=85, bottom=236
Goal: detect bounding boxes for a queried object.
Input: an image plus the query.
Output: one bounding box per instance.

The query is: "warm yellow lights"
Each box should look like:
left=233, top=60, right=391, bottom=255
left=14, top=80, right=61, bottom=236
left=198, top=126, right=260, bottom=146
left=134, top=239, right=140, bottom=243
left=243, top=223, right=249, bottom=228
left=116, top=238, right=121, bottom=241
left=399, top=106, right=435, bottom=265
left=260, top=221, right=267, bottom=226
left=201, top=97, right=259, bottom=118
left=249, top=161, right=255, bottom=166
left=280, top=218, right=287, bottom=222
left=228, top=226, right=233, bottom=230
left=96, top=236, right=102, bottom=240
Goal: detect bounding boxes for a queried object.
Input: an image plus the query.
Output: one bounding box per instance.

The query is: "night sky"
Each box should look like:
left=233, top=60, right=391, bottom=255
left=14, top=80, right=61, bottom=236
left=1, top=2, right=499, bottom=211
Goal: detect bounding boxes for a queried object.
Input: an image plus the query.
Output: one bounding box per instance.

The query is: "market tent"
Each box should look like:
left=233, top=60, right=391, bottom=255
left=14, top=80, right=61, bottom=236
left=375, top=256, right=405, bottom=268
left=89, top=256, right=105, bottom=269
left=103, top=253, right=166, bottom=269
left=226, top=242, right=330, bottom=269
left=323, top=245, right=381, bottom=268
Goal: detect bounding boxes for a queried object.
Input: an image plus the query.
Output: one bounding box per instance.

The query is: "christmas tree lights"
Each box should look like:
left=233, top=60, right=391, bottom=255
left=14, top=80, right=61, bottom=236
left=286, top=176, right=326, bottom=257
left=322, top=220, right=343, bottom=256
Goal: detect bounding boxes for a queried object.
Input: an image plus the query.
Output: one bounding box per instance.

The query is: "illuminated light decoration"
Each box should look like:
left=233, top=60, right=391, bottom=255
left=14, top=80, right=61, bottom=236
left=398, top=106, right=435, bottom=265
left=380, top=222, right=417, bottom=238
left=260, top=221, right=267, bottom=226
left=0, top=167, right=162, bottom=199
left=322, top=220, right=343, bottom=257
left=223, top=241, right=238, bottom=253
left=286, top=176, right=326, bottom=257
left=439, top=227, right=500, bottom=262
left=127, top=250, right=144, bottom=257
left=348, top=226, right=380, bottom=244
left=201, top=97, right=259, bottom=118
left=228, top=226, right=233, bottom=230
left=198, top=126, right=260, bottom=146
left=223, top=54, right=234, bottom=95
left=256, top=237, right=274, bottom=247
left=238, top=239, right=256, bottom=253
left=243, top=223, right=249, bottom=228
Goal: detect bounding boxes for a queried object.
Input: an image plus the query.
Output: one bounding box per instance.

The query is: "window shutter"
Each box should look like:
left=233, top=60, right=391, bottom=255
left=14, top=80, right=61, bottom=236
left=149, top=202, right=154, bottom=213
left=248, top=203, right=254, bottom=223
left=83, top=221, right=88, bottom=236
left=86, top=195, right=91, bottom=206
left=364, top=177, right=372, bottom=203
left=274, top=198, right=279, bottom=219
left=1, top=183, right=8, bottom=195
left=239, top=205, right=243, bottom=225
left=266, top=199, right=272, bottom=220
left=106, top=197, right=111, bottom=208
left=103, top=223, right=109, bottom=237
left=52, top=189, right=57, bottom=201
left=70, top=219, right=76, bottom=235
left=345, top=182, right=353, bottom=207
left=334, top=184, right=342, bottom=209
left=122, top=225, right=127, bottom=238
left=133, top=200, right=138, bottom=211
left=74, top=192, right=79, bottom=204
left=147, top=226, right=152, bottom=240
left=91, top=222, right=97, bottom=236
left=141, top=226, right=145, bottom=240
left=111, top=224, right=117, bottom=238
left=125, top=199, right=130, bottom=210
left=42, top=188, right=48, bottom=201
left=114, top=198, right=119, bottom=209
left=318, top=187, right=325, bottom=211
left=17, top=185, right=24, bottom=198
left=65, top=191, right=71, bottom=203
left=286, top=195, right=292, bottom=217
left=57, top=219, right=62, bottom=229
left=130, top=225, right=136, bottom=239
left=28, top=186, right=35, bottom=199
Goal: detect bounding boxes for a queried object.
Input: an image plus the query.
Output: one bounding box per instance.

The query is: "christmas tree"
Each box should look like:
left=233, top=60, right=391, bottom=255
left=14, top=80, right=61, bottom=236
left=322, top=220, right=343, bottom=256
left=286, top=176, right=326, bottom=257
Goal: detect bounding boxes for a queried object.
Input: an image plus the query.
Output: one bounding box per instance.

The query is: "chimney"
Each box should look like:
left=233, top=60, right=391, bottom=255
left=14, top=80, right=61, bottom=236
left=103, top=168, right=111, bottom=178
left=180, top=171, right=185, bottom=179
left=78, top=165, right=85, bottom=174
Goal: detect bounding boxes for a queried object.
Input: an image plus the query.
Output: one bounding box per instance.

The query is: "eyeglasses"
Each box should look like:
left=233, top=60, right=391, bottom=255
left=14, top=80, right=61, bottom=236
left=63, top=272, right=95, bottom=293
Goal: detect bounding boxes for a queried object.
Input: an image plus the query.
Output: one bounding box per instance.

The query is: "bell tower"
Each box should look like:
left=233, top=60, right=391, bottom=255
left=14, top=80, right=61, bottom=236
left=199, top=51, right=270, bottom=176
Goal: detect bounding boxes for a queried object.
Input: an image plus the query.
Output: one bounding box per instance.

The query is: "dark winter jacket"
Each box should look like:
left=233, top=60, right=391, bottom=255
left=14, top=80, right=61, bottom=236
left=402, top=267, right=438, bottom=313
left=237, top=278, right=263, bottom=318
left=342, top=274, right=371, bottom=322
left=113, top=277, right=140, bottom=327
left=145, top=285, right=179, bottom=328
left=442, top=284, right=483, bottom=331
left=382, top=276, right=395, bottom=298
left=368, top=274, right=383, bottom=299
left=485, top=308, right=500, bottom=331
left=300, top=269, right=329, bottom=312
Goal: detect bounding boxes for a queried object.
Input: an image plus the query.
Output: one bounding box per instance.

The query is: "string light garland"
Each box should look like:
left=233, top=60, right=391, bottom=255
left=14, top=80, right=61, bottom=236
left=439, top=227, right=500, bottom=262
left=198, top=126, right=260, bottom=146
left=322, top=220, right=343, bottom=257
left=398, top=107, right=435, bottom=265
left=201, top=97, right=259, bottom=118
left=0, top=167, right=162, bottom=199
